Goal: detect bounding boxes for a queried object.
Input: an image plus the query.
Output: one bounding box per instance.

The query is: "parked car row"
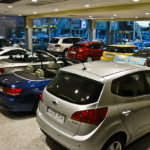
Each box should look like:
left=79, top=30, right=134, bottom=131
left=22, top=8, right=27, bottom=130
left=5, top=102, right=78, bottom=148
left=0, top=41, right=150, bottom=150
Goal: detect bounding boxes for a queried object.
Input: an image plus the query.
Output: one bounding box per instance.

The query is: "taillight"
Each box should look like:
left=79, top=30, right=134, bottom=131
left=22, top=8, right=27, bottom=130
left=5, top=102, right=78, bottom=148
left=55, top=44, right=61, bottom=47
left=40, top=91, right=43, bottom=102
left=71, top=107, right=108, bottom=126
left=147, top=61, right=150, bottom=66
left=4, top=87, right=22, bottom=96
left=0, top=68, right=4, bottom=74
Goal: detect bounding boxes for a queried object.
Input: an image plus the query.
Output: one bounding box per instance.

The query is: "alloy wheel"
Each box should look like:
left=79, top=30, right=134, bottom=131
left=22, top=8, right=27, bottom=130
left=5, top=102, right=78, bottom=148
left=86, top=56, right=92, bottom=62
left=107, top=141, right=122, bottom=150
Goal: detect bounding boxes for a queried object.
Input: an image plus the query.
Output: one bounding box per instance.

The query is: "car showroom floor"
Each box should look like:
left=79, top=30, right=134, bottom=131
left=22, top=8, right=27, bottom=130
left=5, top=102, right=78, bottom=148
left=0, top=107, right=150, bottom=150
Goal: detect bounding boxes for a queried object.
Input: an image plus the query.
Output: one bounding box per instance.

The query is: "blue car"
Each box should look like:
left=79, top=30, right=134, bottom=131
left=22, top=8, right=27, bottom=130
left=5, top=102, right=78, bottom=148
left=0, top=51, right=79, bottom=112
left=134, top=41, right=146, bottom=50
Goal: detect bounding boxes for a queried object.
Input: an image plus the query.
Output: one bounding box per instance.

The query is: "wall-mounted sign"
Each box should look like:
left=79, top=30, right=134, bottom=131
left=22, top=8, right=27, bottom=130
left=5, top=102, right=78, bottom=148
left=81, top=20, right=86, bottom=28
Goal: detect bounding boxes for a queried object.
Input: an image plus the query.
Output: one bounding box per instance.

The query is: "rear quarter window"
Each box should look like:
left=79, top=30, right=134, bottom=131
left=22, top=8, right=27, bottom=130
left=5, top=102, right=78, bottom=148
left=47, top=72, right=103, bottom=105
left=70, top=44, right=84, bottom=49
left=50, top=38, right=59, bottom=44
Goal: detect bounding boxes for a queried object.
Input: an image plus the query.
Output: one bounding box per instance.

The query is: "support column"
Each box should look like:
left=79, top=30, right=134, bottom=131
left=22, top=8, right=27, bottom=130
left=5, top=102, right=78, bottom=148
left=70, top=19, right=72, bottom=37
left=89, top=20, right=96, bottom=41
left=48, top=17, right=51, bottom=41
left=106, top=22, right=111, bottom=45
left=25, top=17, right=33, bottom=51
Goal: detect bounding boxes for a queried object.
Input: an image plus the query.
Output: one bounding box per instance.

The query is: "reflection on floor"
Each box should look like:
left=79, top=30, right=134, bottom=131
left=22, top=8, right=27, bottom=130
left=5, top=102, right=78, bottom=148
left=0, top=107, right=150, bottom=150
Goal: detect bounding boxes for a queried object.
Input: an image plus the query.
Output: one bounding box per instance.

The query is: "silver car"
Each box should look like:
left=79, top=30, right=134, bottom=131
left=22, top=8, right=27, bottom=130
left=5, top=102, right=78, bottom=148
left=37, top=60, right=150, bottom=150
left=0, top=50, right=57, bottom=74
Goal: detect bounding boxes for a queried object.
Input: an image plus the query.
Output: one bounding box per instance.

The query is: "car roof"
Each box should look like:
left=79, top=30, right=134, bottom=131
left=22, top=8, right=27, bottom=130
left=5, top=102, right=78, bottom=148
left=75, top=41, right=106, bottom=46
left=52, top=37, right=83, bottom=39
left=61, top=61, right=144, bottom=77
left=109, top=44, right=137, bottom=47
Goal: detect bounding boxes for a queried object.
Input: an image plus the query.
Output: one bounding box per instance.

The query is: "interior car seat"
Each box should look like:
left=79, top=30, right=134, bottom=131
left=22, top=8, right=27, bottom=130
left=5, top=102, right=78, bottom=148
left=35, top=69, right=45, bottom=78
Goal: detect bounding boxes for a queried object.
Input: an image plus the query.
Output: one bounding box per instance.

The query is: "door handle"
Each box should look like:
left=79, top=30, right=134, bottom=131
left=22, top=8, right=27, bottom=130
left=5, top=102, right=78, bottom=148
left=122, top=110, right=131, bottom=116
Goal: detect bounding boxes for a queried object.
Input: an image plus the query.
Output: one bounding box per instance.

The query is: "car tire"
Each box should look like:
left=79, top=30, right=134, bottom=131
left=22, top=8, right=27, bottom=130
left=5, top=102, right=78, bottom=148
left=101, top=135, right=125, bottom=150
left=63, top=49, right=68, bottom=58
left=85, top=56, right=93, bottom=62
left=32, top=99, right=40, bottom=113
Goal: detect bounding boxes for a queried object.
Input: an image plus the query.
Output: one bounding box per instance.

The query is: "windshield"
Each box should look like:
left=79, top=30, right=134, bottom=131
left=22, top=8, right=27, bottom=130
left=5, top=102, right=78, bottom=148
left=47, top=72, right=103, bottom=105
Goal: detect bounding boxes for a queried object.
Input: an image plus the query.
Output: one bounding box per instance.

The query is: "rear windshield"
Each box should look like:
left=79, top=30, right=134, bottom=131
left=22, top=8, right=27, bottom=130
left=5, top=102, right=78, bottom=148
left=47, top=72, right=103, bottom=105
left=50, top=38, right=59, bottom=44
left=106, top=46, right=137, bottom=53
left=70, top=44, right=84, bottom=49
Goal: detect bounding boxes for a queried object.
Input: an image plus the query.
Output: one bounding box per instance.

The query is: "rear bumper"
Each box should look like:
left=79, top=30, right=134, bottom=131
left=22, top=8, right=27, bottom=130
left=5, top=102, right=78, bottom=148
left=0, top=92, right=34, bottom=112
left=36, top=103, right=105, bottom=150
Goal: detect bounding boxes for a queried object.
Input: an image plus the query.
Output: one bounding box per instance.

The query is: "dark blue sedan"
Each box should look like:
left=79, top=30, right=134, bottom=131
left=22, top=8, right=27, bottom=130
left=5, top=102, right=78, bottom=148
left=0, top=53, right=79, bottom=112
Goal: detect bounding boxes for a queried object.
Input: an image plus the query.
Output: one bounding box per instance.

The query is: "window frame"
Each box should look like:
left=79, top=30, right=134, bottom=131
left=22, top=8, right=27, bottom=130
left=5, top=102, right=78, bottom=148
left=111, top=71, right=149, bottom=97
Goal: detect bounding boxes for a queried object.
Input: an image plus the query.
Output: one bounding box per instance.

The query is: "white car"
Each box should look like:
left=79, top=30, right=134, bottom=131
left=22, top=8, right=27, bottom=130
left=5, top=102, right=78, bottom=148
left=0, top=47, right=31, bottom=59
left=47, top=37, right=85, bottom=57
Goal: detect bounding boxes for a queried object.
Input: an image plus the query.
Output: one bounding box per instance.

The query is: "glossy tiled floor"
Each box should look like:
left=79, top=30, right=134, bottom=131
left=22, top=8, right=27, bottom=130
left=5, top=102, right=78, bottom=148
left=0, top=107, right=150, bottom=150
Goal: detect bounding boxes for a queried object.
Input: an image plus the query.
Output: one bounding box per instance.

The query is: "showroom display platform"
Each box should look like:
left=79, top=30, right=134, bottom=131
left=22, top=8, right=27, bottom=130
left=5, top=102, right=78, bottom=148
left=0, top=107, right=150, bottom=150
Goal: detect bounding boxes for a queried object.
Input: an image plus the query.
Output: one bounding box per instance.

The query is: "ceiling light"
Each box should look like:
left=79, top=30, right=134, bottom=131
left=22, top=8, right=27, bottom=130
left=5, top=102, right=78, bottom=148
left=133, top=0, right=139, bottom=1
left=3, top=17, right=5, bottom=18
left=114, top=14, right=117, bottom=16
left=89, top=16, right=92, bottom=17
left=32, top=0, right=37, bottom=2
left=146, top=13, right=149, bottom=15
left=111, top=17, right=114, bottom=19
left=10, top=21, right=12, bottom=22
left=85, top=5, right=90, bottom=7
left=8, top=6, right=13, bottom=8
left=54, top=9, right=58, bottom=11
left=19, top=14, right=21, bottom=16
left=135, top=16, right=138, bottom=18
left=33, top=12, right=37, bottom=14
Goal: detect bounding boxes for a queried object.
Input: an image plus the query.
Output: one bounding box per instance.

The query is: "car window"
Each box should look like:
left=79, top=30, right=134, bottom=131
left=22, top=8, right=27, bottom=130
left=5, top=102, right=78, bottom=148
left=144, top=72, right=150, bottom=90
left=100, top=44, right=107, bottom=49
left=87, top=44, right=100, bottom=49
left=1, top=51, right=13, bottom=56
left=12, top=50, right=27, bottom=55
left=120, top=73, right=146, bottom=97
left=111, top=79, right=120, bottom=95
left=133, top=50, right=150, bottom=57
left=62, top=38, right=73, bottom=44
left=50, top=38, right=59, bottom=44
left=79, top=39, right=85, bottom=42
left=106, top=46, right=118, bottom=52
left=70, top=44, right=84, bottom=49
left=47, top=72, right=104, bottom=105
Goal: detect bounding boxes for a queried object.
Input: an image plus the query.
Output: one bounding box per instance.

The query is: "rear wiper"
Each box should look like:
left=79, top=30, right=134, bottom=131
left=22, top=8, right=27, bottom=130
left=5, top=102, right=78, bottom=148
left=57, top=93, right=75, bottom=103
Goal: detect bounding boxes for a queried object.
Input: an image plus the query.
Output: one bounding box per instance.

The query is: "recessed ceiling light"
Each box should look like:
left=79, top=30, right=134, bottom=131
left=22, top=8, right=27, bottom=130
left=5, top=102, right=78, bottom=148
left=111, top=17, right=114, bottom=19
left=85, top=5, right=90, bottom=7
left=3, top=17, right=5, bottom=18
left=135, top=16, right=138, bottom=18
left=133, top=0, right=139, bottom=1
left=146, top=13, right=149, bottom=15
left=89, top=16, right=92, bottom=17
left=114, top=14, right=117, bottom=16
left=19, top=14, right=21, bottom=16
left=33, top=12, right=37, bottom=14
left=32, top=0, right=37, bottom=2
left=8, top=6, right=13, bottom=8
left=54, top=9, right=58, bottom=11
left=10, top=21, right=12, bottom=22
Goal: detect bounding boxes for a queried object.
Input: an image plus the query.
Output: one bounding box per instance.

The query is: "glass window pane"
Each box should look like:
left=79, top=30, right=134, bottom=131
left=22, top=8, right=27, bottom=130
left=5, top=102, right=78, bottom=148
left=121, top=73, right=146, bottom=97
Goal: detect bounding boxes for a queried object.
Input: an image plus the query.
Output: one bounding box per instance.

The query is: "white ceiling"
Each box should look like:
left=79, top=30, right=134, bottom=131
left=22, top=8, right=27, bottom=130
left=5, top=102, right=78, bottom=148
left=0, top=0, right=150, bottom=19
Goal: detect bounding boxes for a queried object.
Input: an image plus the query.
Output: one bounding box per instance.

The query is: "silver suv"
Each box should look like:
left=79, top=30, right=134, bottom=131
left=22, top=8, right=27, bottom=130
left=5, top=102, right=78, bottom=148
left=37, top=61, right=150, bottom=150
left=47, top=37, right=85, bottom=57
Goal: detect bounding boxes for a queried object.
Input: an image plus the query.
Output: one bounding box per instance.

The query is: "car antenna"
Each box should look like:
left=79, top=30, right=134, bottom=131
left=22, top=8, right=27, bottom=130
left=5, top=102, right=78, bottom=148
left=82, top=63, right=86, bottom=70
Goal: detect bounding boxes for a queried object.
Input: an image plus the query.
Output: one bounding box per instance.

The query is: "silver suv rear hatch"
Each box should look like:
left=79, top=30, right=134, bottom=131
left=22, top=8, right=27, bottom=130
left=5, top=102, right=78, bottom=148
left=41, top=71, right=104, bottom=136
left=48, top=38, right=60, bottom=51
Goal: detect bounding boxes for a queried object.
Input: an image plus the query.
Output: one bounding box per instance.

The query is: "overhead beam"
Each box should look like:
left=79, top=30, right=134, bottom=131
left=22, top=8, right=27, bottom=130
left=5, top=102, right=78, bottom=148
left=27, top=1, right=150, bottom=19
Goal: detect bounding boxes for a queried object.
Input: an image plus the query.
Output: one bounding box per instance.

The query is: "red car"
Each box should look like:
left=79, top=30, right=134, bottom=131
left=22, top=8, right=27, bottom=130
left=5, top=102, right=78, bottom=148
left=67, top=42, right=108, bottom=62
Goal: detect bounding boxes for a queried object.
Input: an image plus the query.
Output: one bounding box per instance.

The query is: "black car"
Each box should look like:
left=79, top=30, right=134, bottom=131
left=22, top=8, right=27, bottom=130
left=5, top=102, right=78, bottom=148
left=132, top=48, right=150, bottom=66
